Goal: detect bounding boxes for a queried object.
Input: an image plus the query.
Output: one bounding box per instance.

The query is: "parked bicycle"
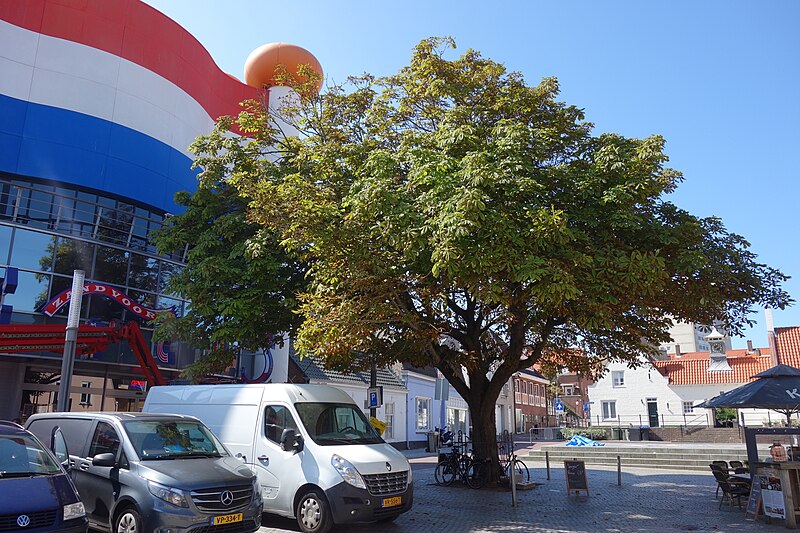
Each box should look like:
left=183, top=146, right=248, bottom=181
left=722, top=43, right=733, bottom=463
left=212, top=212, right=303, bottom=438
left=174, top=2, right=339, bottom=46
left=434, top=442, right=489, bottom=489
left=497, top=430, right=530, bottom=484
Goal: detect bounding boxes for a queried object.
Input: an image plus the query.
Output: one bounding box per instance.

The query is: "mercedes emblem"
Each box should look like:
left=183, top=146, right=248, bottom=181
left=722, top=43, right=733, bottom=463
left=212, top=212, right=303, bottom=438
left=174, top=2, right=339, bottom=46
left=220, top=490, right=234, bottom=506
left=16, top=515, right=30, bottom=528
left=385, top=462, right=392, bottom=472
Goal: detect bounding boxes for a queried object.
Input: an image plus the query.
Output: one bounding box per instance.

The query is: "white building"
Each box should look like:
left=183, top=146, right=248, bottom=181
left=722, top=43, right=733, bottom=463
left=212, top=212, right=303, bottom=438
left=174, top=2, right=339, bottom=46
left=588, top=345, right=780, bottom=428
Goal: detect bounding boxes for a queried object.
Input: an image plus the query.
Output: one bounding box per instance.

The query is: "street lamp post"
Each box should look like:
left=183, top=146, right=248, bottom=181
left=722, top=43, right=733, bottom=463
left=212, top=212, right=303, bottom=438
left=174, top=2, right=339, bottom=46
left=56, top=270, right=85, bottom=412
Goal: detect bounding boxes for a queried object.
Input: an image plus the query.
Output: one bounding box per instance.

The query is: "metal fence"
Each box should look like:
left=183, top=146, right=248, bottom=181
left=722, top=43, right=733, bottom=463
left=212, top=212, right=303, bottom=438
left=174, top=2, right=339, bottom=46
left=592, top=413, right=711, bottom=428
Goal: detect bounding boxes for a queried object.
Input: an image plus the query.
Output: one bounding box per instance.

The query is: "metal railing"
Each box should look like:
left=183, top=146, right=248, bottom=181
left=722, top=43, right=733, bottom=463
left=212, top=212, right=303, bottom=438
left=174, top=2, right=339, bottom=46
left=594, top=412, right=711, bottom=428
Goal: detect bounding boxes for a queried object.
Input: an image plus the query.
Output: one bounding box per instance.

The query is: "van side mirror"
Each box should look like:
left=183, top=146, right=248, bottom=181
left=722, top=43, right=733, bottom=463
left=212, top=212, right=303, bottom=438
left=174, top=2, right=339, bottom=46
left=280, top=429, right=304, bottom=454
left=92, top=453, right=116, bottom=467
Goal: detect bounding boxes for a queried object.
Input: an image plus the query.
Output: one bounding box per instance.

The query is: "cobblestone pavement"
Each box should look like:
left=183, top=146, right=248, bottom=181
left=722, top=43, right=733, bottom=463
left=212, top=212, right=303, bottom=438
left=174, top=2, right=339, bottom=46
left=258, top=451, right=777, bottom=533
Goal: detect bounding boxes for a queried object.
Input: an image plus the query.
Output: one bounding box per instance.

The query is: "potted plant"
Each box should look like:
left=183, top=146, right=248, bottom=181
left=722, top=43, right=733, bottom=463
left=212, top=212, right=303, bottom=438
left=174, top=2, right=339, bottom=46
left=715, top=407, right=737, bottom=428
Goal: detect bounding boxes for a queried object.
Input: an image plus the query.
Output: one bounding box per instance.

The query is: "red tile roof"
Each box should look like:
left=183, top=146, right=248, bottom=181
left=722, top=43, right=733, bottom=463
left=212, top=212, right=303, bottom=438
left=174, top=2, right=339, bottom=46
left=775, top=327, right=800, bottom=368
left=652, top=349, right=773, bottom=385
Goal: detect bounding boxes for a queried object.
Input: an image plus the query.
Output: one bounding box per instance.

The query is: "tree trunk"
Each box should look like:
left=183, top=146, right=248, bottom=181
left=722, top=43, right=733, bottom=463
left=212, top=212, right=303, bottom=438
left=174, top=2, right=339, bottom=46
left=465, top=389, right=501, bottom=485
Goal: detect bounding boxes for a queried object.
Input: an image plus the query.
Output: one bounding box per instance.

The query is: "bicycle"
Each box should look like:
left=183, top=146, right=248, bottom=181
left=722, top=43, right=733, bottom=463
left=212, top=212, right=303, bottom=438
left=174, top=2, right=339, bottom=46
left=497, top=433, right=530, bottom=485
left=500, top=456, right=530, bottom=484
left=434, top=444, right=490, bottom=489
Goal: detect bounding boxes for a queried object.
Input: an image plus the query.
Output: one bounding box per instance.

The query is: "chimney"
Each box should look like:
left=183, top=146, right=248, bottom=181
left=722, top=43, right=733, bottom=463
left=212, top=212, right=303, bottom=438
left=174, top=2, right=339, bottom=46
left=766, top=307, right=779, bottom=366
left=674, top=344, right=681, bottom=358
left=747, top=340, right=754, bottom=352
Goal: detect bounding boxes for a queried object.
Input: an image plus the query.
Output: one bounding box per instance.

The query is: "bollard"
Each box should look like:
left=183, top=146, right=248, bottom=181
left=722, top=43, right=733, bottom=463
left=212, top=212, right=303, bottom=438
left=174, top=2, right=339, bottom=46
left=617, top=455, right=621, bottom=486
left=511, top=452, right=518, bottom=507
left=546, top=450, right=550, bottom=480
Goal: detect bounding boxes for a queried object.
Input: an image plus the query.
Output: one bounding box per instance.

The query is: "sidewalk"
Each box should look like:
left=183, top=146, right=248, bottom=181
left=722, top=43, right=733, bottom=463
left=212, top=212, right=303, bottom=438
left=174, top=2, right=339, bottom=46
left=259, top=446, right=777, bottom=532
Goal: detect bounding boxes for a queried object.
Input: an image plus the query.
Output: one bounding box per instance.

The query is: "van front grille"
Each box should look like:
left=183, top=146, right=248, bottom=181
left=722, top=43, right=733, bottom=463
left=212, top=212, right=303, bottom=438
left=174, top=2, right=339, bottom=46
left=190, top=485, right=253, bottom=512
left=362, top=471, right=408, bottom=496
left=0, top=510, right=57, bottom=531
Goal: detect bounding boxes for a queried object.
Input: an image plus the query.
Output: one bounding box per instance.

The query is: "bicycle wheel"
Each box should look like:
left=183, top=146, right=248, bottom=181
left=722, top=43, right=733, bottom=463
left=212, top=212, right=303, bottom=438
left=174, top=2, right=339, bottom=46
left=512, top=459, right=530, bottom=483
left=435, top=459, right=457, bottom=485
left=466, top=459, right=490, bottom=489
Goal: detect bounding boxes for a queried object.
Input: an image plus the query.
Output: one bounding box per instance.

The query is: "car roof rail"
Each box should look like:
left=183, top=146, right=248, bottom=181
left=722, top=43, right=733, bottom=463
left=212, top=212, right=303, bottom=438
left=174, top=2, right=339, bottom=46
left=0, top=420, right=24, bottom=430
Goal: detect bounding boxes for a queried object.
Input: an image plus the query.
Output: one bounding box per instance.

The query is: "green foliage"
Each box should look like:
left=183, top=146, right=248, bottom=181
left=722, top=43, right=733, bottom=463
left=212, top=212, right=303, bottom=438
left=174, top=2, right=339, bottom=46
left=187, top=36, right=790, bottom=460
left=151, top=147, right=306, bottom=380
left=715, top=407, right=738, bottom=422
left=559, top=427, right=608, bottom=441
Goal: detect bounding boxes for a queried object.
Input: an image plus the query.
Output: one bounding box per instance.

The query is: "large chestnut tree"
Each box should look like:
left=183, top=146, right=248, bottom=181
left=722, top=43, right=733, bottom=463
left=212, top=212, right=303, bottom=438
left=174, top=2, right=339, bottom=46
left=181, top=38, right=791, bottom=477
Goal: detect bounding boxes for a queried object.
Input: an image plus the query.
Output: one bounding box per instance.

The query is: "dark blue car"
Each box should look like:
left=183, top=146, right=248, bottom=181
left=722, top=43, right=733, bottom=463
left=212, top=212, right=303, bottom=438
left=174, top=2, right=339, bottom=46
left=0, top=420, right=87, bottom=533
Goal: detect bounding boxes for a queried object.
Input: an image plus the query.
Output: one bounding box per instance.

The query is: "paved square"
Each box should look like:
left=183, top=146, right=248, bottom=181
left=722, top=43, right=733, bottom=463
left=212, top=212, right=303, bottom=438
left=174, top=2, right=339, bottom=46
left=259, top=458, right=775, bottom=532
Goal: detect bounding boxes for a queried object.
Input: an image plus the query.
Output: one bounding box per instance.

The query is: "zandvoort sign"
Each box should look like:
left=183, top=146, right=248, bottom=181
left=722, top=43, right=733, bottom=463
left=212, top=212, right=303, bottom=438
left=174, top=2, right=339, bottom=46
left=41, top=282, right=175, bottom=321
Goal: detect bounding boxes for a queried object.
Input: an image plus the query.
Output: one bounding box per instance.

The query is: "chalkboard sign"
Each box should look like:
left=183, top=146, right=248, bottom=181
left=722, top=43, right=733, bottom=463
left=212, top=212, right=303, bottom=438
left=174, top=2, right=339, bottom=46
left=565, top=460, right=589, bottom=496
left=745, top=474, right=763, bottom=520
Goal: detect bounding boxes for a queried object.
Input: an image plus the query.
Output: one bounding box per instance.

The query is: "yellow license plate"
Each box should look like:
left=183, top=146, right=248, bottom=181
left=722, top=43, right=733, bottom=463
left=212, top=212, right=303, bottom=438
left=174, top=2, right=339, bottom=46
left=213, top=513, right=243, bottom=525
left=382, top=496, right=402, bottom=508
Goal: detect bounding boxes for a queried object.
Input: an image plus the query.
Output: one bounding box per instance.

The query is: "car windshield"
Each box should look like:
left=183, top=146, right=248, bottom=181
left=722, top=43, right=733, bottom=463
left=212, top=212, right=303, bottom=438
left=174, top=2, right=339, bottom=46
left=0, top=434, right=61, bottom=476
left=295, top=403, right=383, bottom=446
left=122, top=420, right=228, bottom=460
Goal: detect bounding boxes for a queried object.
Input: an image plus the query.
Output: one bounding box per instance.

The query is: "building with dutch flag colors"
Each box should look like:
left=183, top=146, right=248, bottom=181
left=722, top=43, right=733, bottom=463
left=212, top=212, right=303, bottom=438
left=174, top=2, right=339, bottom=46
left=0, top=0, right=321, bottom=419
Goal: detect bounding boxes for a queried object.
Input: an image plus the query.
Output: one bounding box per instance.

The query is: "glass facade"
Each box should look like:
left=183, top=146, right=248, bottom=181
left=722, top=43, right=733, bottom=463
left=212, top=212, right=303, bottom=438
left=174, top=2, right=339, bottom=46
left=0, top=175, right=191, bottom=370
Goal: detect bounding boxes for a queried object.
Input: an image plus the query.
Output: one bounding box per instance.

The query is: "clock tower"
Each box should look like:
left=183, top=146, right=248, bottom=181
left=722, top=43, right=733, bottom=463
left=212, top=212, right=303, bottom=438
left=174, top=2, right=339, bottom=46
left=706, top=327, right=732, bottom=372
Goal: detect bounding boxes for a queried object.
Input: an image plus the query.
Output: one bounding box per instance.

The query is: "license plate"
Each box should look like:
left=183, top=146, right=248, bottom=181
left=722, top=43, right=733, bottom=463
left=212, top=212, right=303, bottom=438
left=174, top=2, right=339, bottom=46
left=382, top=496, right=402, bottom=508
left=213, top=513, right=243, bottom=525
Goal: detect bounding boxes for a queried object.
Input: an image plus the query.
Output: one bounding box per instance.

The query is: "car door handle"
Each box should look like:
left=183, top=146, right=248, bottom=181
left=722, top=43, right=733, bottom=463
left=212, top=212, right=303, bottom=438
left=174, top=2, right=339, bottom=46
left=79, top=463, right=89, bottom=471
left=257, top=455, right=269, bottom=464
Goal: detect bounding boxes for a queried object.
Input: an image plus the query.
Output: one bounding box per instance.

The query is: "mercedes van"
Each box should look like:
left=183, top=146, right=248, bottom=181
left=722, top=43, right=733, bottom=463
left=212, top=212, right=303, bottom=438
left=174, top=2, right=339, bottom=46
left=143, top=384, right=413, bottom=533
left=25, top=412, right=262, bottom=533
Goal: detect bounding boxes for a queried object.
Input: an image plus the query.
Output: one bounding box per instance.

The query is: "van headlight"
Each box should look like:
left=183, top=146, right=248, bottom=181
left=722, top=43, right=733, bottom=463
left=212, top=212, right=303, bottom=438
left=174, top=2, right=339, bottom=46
left=148, top=480, right=189, bottom=507
left=63, top=502, right=85, bottom=521
left=331, top=454, right=366, bottom=489
left=407, top=467, right=413, bottom=485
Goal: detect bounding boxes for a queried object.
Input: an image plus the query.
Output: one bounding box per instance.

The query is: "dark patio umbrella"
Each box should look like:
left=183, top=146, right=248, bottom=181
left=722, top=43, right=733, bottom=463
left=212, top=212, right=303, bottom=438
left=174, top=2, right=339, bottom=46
left=697, top=364, right=800, bottom=424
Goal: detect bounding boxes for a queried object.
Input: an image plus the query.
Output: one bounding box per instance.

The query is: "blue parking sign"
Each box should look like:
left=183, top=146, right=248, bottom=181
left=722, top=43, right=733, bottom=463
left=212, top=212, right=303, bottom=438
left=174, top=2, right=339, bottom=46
left=367, top=386, right=383, bottom=408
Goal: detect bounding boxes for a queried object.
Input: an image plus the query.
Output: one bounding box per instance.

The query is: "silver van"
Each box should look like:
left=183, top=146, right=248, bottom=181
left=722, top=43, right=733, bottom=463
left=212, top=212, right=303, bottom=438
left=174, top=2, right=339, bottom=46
left=26, top=412, right=262, bottom=533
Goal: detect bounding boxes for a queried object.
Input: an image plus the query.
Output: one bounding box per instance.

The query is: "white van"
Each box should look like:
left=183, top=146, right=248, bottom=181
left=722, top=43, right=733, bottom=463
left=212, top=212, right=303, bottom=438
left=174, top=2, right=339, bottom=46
left=143, top=384, right=412, bottom=533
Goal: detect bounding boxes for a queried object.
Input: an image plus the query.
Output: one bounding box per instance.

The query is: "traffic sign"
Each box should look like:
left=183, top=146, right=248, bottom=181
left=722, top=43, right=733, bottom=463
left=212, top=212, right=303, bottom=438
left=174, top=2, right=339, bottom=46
left=367, top=386, right=383, bottom=408
left=555, top=399, right=565, bottom=415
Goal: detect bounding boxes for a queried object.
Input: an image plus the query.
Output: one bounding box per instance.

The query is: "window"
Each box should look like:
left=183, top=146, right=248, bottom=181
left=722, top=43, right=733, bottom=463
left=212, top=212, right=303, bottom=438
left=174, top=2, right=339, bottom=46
left=601, top=400, right=617, bottom=420
left=563, top=385, right=574, bottom=396
left=263, top=405, right=299, bottom=445
left=612, top=371, right=625, bottom=387
left=415, top=397, right=431, bottom=431
left=683, top=401, right=695, bottom=414
left=383, top=402, right=394, bottom=440
left=446, top=407, right=468, bottom=434
left=88, top=421, right=120, bottom=459
left=79, top=381, right=91, bottom=405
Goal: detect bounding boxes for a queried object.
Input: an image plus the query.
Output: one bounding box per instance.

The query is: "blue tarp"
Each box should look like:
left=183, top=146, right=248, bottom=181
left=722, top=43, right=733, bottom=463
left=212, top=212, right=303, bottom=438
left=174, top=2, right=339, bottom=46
left=565, top=435, right=604, bottom=447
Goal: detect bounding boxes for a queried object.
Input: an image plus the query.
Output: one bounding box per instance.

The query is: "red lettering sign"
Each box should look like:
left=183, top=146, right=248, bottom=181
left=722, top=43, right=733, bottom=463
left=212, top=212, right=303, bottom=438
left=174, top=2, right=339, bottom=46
left=41, top=283, right=176, bottom=320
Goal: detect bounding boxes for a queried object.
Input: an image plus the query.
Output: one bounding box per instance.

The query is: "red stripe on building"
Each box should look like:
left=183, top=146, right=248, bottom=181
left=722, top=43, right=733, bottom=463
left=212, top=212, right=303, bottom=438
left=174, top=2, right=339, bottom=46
left=0, top=0, right=259, bottom=120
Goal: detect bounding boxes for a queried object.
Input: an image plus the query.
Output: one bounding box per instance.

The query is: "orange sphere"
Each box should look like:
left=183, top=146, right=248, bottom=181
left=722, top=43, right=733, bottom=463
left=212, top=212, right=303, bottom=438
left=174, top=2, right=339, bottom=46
left=244, top=42, right=323, bottom=91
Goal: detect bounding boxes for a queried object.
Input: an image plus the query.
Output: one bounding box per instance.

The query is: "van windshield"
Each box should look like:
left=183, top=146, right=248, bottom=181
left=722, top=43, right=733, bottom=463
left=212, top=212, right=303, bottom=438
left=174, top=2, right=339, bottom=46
left=295, top=403, right=383, bottom=446
left=0, top=435, right=61, bottom=476
left=122, top=420, right=228, bottom=460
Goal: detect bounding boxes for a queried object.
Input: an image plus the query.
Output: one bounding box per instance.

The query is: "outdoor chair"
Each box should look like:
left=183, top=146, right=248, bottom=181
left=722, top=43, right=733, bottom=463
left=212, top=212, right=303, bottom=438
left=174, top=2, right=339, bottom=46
left=728, top=460, right=747, bottom=474
left=711, top=460, right=729, bottom=470
left=709, top=463, right=727, bottom=498
left=711, top=469, right=750, bottom=510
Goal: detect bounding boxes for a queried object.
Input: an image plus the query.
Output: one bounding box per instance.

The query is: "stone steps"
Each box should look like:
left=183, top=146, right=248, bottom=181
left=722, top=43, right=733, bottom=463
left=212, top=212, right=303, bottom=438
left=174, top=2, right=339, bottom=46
left=522, top=444, right=769, bottom=471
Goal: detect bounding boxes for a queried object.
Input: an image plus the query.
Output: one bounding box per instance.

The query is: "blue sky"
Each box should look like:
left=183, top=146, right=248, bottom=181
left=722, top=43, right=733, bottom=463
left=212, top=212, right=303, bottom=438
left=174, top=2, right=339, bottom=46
left=142, top=0, right=800, bottom=349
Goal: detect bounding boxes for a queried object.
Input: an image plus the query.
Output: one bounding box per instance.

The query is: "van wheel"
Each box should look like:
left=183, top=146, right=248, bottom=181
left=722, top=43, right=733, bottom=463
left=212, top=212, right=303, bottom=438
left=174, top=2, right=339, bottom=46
left=114, top=507, right=142, bottom=533
left=296, top=489, right=332, bottom=533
